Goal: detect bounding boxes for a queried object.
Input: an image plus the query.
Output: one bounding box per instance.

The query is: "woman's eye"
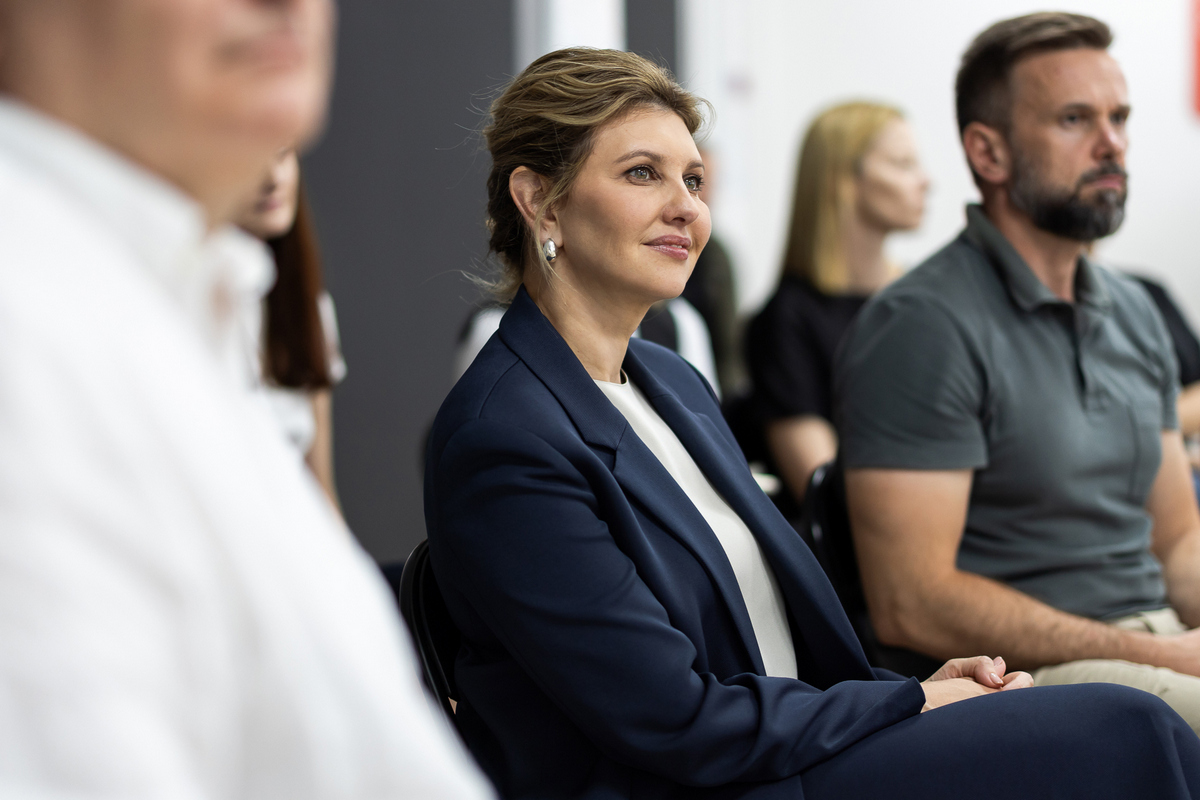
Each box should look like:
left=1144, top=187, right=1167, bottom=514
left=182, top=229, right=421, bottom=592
left=629, top=166, right=652, bottom=180
left=685, top=175, right=704, bottom=192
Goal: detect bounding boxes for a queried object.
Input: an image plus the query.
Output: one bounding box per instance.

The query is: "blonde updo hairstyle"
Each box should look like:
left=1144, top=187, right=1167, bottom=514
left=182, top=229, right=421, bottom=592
left=484, top=47, right=707, bottom=301
left=781, top=101, right=903, bottom=294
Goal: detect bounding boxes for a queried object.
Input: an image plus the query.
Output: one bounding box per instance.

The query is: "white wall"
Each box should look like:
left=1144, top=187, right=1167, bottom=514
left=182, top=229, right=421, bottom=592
left=680, top=0, right=1200, bottom=326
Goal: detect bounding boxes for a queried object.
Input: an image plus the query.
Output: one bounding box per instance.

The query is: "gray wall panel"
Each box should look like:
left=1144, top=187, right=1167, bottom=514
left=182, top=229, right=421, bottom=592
left=626, top=0, right=677, bottom=74
left=303, top=1, right=512, bottom=563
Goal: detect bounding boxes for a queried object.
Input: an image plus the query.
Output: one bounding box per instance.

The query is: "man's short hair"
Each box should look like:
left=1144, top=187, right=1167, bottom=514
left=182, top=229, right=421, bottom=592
left=956, top=12, right=1112, bottom=135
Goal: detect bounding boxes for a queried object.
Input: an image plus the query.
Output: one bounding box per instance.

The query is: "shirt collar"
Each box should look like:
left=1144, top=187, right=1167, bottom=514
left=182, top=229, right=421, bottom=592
left=0, top=97, right=275, bottom=368
left=963, top=203, right=1112, bottom=314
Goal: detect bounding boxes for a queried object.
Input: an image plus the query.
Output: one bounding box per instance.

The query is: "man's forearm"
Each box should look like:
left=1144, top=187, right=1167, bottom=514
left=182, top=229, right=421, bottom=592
left=847, top=466, right=1192, bottom=673
left=870, top=569, right=1169, bottom=672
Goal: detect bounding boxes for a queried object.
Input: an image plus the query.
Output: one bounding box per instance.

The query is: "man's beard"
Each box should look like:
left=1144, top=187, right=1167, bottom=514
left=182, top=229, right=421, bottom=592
left=1008, top=149, right=1127, bottom=242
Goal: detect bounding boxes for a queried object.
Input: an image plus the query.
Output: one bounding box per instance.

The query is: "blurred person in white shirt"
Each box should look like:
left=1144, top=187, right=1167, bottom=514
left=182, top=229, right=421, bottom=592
left=0, top=1, right=494, bottom=798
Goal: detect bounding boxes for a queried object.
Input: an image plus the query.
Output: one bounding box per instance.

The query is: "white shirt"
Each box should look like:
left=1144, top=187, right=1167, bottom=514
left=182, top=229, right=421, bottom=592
left=258, top=292, right=348, bottom=460
left=595, top=377, right=798, bottom=679
left=0, top=99, right=494, bottom=800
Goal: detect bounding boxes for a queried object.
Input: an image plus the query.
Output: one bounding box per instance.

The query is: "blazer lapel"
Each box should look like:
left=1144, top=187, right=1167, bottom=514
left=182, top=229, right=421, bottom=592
left=498, top=287, right=625, bottom=450
left=609, top=432, right=767, bottom=675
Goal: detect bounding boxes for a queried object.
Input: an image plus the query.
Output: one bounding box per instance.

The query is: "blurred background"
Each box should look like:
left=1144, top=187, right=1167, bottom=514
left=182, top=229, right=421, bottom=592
left=305, top=0, right=1200, bottom=563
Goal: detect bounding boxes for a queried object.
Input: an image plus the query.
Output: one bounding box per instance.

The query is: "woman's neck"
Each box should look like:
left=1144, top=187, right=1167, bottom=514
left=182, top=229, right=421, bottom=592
left=840, top=213, right=891, bottom=294
left=526, top=272, right=647, bottom=384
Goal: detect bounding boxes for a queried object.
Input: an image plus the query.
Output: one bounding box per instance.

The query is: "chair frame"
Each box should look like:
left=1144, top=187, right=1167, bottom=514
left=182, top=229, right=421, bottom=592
left=396, top=539, right=458, bottom=719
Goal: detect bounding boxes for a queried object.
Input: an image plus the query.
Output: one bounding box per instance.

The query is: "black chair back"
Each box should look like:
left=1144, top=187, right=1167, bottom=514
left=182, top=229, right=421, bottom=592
left=799, top=460, right=942, bottom=679
left=395, top=539, right=459, bottom=718
left=798, top=460, right=866, bottom=619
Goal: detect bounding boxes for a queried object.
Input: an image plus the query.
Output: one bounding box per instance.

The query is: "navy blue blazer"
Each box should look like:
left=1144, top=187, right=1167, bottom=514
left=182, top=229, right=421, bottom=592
left=425, top=287, right=925, bottom=799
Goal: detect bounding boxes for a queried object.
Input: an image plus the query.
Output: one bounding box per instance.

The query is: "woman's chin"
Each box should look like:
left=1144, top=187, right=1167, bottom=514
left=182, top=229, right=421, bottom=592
left=650, top=282, right=688, bottom=304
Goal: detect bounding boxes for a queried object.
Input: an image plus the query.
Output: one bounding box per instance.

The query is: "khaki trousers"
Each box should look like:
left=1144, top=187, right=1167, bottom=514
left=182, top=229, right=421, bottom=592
left=1033, top=608, right=1200, bottom=736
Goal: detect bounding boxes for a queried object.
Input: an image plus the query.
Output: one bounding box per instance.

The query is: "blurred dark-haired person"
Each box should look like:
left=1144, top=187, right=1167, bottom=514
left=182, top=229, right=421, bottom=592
left=235, top=148, right=345, bottom=509
left=682, top=145, right=743, bottom=398
left=0, top=1, right=491, bottom=797
left=837, top=11, right=1200, bottom=732
left=424, top=45, right=1200, bottom=800
left=746, top=101, right=928, bottom=509
left=1126, top=273, right=1200, bottom=486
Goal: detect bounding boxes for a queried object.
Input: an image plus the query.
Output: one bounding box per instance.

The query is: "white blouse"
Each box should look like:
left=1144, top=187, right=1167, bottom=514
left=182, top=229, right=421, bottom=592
left=595, top=376, right=798, bottom=679
left=0, top=98, right=493, bottom=799
left=257, top=291, right=348, bottom=459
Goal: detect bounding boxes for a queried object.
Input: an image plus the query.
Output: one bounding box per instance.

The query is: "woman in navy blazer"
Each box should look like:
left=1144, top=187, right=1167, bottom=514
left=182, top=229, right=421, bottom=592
left=424, top=48, right=1200, bottom=799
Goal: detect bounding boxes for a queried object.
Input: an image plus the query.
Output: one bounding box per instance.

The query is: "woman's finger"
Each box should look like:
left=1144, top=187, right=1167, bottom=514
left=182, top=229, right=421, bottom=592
left=1000, top=671, right=1035, bottom=691
left=993, top=655, right=1007, bottom=679
left=931, top=656, right=1005, bottom=688
left=929, top=657, right=969, bottom=682
left=966, top=656, right=1004, bottom=688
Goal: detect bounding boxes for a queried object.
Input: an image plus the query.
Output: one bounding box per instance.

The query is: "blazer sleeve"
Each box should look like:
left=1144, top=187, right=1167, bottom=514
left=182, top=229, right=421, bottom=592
left=429, top=418, right=925, bottom=787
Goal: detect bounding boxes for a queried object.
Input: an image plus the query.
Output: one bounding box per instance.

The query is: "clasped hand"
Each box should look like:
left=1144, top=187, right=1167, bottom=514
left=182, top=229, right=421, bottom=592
left=920, top=656, right=1034, bottom=712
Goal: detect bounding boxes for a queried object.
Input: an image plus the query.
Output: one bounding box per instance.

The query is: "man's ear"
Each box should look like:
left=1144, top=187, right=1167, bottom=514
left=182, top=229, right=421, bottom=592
left=509, top=166, right=558, bottom=238
left=961, top=122, right=1011, bottom=187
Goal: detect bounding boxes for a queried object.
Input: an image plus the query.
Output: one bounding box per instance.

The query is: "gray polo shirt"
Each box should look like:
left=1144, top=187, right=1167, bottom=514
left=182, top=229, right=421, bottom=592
left=835, top=204, right=1178, bottom=621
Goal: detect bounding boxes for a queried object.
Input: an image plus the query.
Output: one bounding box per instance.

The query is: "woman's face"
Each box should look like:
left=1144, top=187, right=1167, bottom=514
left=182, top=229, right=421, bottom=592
left=854, top=118, right=929, bottom=233
left=235, top=149, right=301, bottom=239
left=551, top=108, right=711, bottom=308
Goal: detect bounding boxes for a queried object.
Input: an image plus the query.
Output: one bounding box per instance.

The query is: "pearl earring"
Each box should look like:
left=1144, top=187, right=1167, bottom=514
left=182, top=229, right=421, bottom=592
left=542, top=239, right=557, bottom=263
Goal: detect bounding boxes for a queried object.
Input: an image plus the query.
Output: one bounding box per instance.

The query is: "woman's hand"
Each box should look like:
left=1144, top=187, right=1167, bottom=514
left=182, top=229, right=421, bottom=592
left=920, top=655, right=1033, bottom=712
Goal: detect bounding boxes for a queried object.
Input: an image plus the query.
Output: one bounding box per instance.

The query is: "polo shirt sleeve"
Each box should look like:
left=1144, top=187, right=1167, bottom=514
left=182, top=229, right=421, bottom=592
left=834, top=293, right=988, bottom=470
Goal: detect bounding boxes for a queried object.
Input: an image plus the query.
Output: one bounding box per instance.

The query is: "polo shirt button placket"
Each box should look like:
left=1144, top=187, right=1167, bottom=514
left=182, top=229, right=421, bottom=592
left=1076, top=306, right=1107, bottom=412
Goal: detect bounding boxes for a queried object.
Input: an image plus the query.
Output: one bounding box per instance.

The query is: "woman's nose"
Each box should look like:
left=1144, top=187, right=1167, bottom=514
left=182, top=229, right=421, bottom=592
left=665, top=181, right=701, bottom=224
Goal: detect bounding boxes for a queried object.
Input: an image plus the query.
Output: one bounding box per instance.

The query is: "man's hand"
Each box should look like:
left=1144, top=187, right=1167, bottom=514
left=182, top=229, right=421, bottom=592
left=1137, top=628, right=1200, bottom=678
left=920, top=655, right=1033, bottom=712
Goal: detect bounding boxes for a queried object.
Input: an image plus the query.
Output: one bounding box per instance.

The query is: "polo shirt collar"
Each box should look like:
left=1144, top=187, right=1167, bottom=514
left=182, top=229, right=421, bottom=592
left=963, top=203, right=1112, bottom=315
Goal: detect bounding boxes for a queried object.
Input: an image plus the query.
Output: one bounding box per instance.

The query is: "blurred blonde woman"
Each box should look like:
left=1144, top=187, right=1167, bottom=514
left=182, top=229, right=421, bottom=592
left=746, top=102, right=929, bottom=505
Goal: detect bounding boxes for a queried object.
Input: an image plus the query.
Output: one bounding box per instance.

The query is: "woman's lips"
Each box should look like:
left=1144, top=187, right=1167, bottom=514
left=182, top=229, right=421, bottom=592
left=646, top=236, right=691, bottom=261
left=256, top=194, right=285, bottom=214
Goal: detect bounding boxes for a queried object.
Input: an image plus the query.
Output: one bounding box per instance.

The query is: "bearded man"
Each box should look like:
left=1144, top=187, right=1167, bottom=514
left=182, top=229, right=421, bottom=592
left=834, top=12, right=1200, bottom=733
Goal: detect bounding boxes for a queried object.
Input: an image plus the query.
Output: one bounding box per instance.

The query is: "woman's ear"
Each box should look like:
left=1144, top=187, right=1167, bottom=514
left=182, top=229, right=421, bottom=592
left=961, top=122, right=1011, bottom=187
left=509, top=167, right=556, bottom=232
